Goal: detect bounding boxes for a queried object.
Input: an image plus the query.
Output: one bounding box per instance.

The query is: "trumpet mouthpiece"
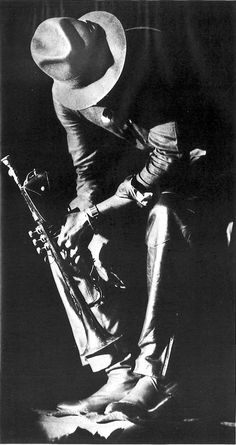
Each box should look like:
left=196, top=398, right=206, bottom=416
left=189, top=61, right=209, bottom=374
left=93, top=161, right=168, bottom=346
left=1, top=155, right=11, bottom=166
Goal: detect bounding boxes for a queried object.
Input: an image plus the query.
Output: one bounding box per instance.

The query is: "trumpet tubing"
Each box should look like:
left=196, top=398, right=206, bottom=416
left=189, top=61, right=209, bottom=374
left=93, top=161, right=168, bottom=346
left=1, top=155, right=122, bottom=358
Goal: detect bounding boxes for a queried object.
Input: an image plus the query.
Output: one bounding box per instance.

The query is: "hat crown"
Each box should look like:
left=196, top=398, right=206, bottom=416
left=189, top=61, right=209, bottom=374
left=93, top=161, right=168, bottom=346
left=32, top=17, right=93, bottom=82
left=31, top=11, right=127, bottom=110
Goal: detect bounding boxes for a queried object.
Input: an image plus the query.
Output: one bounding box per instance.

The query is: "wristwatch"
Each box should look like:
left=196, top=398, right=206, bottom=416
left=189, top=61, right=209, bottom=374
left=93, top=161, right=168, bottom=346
left=85, top=205, right=101, bottom=232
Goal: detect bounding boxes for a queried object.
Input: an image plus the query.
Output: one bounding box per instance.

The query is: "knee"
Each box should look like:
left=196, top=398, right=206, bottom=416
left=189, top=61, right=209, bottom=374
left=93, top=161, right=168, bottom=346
left=146, top=195, right=173, bottom=247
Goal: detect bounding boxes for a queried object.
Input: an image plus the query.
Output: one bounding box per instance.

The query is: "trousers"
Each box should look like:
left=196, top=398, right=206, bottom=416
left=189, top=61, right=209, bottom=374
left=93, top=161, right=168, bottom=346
left=50, top=190, right=231, bottom=378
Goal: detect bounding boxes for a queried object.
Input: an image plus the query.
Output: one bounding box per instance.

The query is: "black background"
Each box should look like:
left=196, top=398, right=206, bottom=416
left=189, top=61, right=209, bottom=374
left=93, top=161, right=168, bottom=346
left=1, top=1, right=235, bottom=443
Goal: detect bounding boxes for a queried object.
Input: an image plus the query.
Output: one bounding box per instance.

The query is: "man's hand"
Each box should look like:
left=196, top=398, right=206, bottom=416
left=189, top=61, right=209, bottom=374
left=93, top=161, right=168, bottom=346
left=89, top=234, right=126, bottom=289
left=57, top=210, right=93, bottom=250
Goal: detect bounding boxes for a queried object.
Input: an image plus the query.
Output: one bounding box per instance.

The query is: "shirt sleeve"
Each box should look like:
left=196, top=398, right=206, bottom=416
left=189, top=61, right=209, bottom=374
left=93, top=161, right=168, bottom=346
left=53, top=97, right=102, bottom=210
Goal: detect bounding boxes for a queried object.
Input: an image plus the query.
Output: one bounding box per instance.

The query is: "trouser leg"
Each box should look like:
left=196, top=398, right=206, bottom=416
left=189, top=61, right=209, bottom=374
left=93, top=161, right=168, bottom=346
left=134, top=192, right=195, bottom=379
left=105, top=191, right=233, bottom=419
left=104, top=193, right=190, bottom=418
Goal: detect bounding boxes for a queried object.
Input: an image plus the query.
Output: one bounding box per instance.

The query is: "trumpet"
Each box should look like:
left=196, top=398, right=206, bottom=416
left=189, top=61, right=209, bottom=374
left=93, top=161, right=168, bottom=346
left=1, top=155, right=122, bottom=358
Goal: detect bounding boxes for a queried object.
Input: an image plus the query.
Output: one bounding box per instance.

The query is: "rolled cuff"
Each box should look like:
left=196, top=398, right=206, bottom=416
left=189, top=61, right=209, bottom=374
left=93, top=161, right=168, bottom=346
left=136, top=121, right=184, bottom=189
left=116, top=175, right=154, bottom=207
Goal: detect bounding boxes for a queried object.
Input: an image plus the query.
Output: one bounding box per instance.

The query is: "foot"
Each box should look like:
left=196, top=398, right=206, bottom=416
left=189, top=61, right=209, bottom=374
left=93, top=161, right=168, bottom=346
left=101, top=376, right=178, bottom=422
left=56, top=370, right=140, bottom=415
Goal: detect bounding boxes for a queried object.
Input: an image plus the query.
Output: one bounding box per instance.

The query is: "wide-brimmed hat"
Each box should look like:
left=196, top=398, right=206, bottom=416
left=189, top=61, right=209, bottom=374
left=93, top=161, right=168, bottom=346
left=31, top=11, right=126, bottom=110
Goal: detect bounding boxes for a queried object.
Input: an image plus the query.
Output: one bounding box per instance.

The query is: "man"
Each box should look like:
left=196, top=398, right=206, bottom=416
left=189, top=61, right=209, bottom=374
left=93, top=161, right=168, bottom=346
left=30, top=11, right=232, bottom=421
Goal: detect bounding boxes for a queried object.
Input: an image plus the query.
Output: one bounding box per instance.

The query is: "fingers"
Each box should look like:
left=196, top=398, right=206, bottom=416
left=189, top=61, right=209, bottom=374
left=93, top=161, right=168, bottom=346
left=57, top=227, right=77, bottom=249
left=92, top=411, right=128, bottom=423
left=59, top=244, right=79, bottom=261
left=68, top=245, right=79, bottom=260
left=57, top=212, right=78, bottom=248
left=57, top=211, right=90, bottom=249
left=57, top=225, right=66, bottom=247
left=88, top=234, right=126, bottom=288
left=93, top=260, right=109, bottom=282
left=92, top=260, right=126, bottom=289
left=57, top=225, right=76, bottom=248
left=109, top=270, right=126, bottom=289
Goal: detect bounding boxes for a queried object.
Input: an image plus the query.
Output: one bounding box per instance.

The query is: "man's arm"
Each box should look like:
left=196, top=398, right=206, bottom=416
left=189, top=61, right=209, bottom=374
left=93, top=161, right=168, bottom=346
left=116, top=122, right=183, bottom=197
left=58, top=121, right=181, bottom=249
left=57, top=193, right=134, bottom=249
left=53, top=97, right=103, bottom=211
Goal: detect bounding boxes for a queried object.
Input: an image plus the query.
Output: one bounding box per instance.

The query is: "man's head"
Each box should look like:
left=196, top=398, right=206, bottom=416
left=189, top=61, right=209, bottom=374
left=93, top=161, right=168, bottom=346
left=31, top=11, right=126, bottom=110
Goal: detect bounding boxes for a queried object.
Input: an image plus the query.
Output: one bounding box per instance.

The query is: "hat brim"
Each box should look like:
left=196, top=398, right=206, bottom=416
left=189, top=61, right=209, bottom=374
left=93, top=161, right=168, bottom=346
left=52, top=11, right=126, bottom=110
